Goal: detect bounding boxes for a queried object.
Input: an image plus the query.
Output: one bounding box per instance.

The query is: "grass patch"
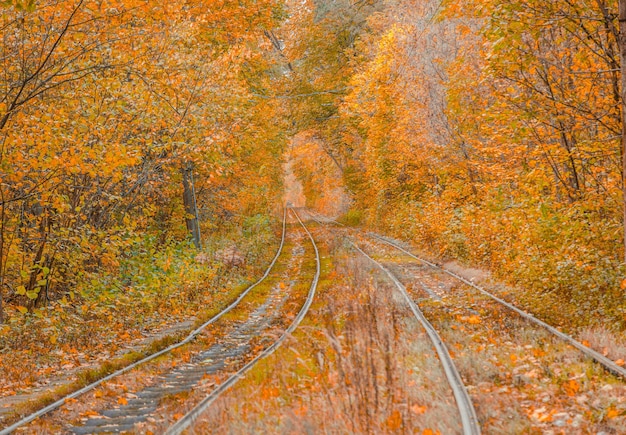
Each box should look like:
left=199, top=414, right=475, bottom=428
left=338, top=209, right=363, bottom=227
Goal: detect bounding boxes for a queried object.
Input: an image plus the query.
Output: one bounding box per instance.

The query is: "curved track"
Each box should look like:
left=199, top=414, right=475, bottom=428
left=0, top=208, right=288, bottom=435
left=352, top=243, right=481, bottom=435
left=371, top=234, right=626, bottom=381
left=164, top=207, right=321, bottom=435
left=306, top=209, right=626, bottom=381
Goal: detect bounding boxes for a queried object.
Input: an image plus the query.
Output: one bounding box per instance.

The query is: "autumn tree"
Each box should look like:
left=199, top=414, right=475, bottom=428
left=0, top=0, right=288, bottom=323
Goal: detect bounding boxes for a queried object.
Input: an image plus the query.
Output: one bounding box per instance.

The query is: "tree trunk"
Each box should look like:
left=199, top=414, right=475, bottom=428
left=0, top=185, right=5, bottom=323
left=181, top=163, right=202, bottom=249
left=620, top=0, right=626, bottom=264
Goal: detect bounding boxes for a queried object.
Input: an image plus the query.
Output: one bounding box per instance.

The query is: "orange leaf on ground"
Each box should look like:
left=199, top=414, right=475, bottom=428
left=607, top=408, right=620, bottom=419
left=386, top=410, right=402, bottom=430
left=411, top=404, right=427, bottom=415
left=117, top=397, right=128, bottom=405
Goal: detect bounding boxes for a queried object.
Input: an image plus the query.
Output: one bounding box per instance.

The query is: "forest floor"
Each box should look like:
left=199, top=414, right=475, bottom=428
left=2, top=214, right=626, bottom=434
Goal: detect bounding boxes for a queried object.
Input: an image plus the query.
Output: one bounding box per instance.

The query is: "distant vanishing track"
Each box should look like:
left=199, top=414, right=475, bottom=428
left=0, top=208, right=288, bottom=435
left=164, top=207, right=321, bottom=435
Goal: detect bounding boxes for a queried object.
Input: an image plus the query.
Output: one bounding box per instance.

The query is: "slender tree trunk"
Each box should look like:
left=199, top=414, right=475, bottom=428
left=181, top=163, right=202, bottom=249
left=0, top=185, right=5, bottom=323
left=620, top=0, right=626, bottom=264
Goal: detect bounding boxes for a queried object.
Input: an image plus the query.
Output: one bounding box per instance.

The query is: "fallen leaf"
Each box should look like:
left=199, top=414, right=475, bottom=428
left=386, top=410, right=402, bottom=430
left=411, top=404, right=427, bottom=415
left=607, top=408, right=620, bottom=419
left=117, top=397, right=128, bottom=405
left=564, top=379, right=579, bottom=396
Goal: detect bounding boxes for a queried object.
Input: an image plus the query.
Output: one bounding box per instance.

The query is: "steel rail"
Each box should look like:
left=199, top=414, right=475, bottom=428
left=0, top=207, right=288, bottom=435
left=164, top=207, right=321, bottom=435
left=370, top=235, right=626, bottom=381
left=306, top=209, right=626, bottom=381
left=353, top=243, right=481, bottom=435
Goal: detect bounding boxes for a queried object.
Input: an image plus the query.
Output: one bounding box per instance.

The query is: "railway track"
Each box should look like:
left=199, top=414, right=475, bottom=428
left=353, top=243, right=481, bottom=435
left=303, top=209, right=480, bottom=433
left=305, top=208, right=626, bottom=431
left=307, top=209, right=626, bottom=381
left=0, top=207, right=292, bottom=434
left=4, top=206, right=623, bottom=432
left=164, top=207, right=320, bottom=434
left=369, top=234, right=626, bottom=381
left=2, top=206, right=321, bottom=434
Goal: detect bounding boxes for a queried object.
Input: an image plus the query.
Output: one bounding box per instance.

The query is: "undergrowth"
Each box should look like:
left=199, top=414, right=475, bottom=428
left=0, top=214, right=281, bottom=399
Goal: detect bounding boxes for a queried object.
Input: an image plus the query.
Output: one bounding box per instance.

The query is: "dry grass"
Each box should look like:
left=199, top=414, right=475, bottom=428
left=578, top=327, right=626, bottom=362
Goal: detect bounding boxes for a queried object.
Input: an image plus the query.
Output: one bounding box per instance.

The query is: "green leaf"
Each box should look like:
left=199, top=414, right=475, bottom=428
left=37, top=279, right=47, bottom=287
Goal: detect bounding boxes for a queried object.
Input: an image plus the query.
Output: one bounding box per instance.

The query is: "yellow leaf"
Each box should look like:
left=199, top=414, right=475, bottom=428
left=17, top=306, right=28, bottom=314
left=94, top=390, right=104, bottom=398
left=49, top=335, right=57, bottom=345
